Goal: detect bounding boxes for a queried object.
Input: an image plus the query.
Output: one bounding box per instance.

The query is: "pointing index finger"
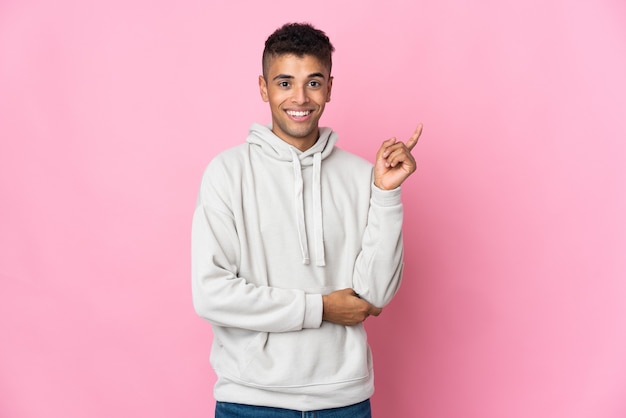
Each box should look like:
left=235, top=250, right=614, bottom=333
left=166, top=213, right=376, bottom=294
left=406, top=123, right=423, bottom=151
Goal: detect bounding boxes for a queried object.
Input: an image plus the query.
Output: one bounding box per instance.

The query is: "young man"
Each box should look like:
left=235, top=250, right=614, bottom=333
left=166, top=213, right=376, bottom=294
left=192, top=23, right=422, bottom=417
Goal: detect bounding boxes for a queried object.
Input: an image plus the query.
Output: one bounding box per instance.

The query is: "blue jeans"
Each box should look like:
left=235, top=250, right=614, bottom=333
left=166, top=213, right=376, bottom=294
left=215, top=399, right=372, bottom=418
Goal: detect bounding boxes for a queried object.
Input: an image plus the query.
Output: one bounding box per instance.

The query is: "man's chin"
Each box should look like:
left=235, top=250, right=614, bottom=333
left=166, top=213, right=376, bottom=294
left=281, top=126, right=318, bottom=140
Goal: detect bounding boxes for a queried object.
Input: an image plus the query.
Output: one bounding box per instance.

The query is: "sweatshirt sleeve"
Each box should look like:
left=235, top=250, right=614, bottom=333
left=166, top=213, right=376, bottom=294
left=351, top=183, right=405, bottom=308
left=191, top=164, right=323, bottom=333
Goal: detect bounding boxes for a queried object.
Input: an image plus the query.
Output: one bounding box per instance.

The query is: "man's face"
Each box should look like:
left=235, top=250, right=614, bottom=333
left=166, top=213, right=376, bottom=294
left=259, top=54, right=333, bottom=151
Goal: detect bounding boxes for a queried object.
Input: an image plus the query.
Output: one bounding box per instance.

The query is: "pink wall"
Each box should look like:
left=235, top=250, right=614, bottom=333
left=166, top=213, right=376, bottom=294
left=1, top=1, right=625, bottom=417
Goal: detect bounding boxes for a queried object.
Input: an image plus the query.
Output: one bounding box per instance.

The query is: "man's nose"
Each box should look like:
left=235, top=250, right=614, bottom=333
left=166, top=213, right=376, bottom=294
left=291, top=86, right=309, bottom=105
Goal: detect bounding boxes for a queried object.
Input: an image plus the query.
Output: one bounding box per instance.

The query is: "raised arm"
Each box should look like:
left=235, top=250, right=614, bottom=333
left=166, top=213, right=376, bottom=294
left=352, top=124, right=423, bottom=308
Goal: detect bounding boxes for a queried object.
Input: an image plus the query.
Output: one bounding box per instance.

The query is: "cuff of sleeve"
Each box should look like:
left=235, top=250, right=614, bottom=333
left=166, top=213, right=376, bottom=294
left=303, top=294, right=323, bottom=329
left=371, top=184, right=402, bottom=207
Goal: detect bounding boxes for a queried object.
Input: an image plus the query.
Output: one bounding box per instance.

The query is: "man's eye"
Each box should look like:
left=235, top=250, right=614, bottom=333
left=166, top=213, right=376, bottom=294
left=279, top=81, right=290, bottom=87
left=309, top=81, right=320, bottom=87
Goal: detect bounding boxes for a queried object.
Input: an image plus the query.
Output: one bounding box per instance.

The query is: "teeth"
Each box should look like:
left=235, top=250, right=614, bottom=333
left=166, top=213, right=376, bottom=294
left=287, top=110, right=311, bottom=117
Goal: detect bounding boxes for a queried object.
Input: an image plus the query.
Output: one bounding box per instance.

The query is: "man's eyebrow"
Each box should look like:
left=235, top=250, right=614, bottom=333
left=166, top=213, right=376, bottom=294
left=272, top=74, right=294, bottom=81
left=271, top=72, right=326, bottom=81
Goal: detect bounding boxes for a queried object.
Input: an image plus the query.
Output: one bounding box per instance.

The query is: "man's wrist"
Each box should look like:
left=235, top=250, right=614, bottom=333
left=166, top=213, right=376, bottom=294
left=304, top=293, right=323, bottom=328
left=371, top=183, right=402, bottom=206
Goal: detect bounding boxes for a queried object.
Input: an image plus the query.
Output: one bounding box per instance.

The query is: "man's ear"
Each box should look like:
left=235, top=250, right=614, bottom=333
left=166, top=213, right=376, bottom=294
left=326, top=76, right=333, bottom=102
left=259, top=75, right=269, bottom=102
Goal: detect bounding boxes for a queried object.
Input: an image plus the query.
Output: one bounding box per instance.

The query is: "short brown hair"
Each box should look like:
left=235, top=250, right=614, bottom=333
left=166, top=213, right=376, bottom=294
left=262, top=23, right=335, bottom=78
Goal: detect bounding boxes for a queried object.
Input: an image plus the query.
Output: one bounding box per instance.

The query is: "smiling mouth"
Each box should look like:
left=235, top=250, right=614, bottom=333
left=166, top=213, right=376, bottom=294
left=286, top=110, right=312, bottom=117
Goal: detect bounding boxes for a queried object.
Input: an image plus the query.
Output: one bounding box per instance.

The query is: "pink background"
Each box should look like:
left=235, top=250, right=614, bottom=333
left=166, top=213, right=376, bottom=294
left=1, top=0, right=625, bottom=417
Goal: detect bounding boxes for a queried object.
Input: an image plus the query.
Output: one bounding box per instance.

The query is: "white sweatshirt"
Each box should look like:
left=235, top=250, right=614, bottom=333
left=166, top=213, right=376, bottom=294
left=192, top=123, right=405, bottom=410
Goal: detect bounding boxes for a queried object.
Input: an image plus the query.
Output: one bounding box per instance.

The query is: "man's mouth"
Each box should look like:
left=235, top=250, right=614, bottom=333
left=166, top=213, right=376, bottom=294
left=286, top=110, right=312, bottom=118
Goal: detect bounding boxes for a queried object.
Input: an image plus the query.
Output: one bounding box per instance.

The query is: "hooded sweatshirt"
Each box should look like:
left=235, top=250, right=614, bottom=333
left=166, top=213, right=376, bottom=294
left=192, top=123, right=405, bottom=410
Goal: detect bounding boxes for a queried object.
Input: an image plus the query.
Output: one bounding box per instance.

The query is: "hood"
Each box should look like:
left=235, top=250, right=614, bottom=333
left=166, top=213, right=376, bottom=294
left=247, top=123, right=338, bottom=267
left=247, top=123, right=337, bottom=164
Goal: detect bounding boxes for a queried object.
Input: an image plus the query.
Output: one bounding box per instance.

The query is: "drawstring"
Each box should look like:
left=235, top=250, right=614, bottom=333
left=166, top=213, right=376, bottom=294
left=290, top=148, right=310, bottom=265
left=312, top=152, right=325, bottom=266
left=289, top=147, right=325, bottom=266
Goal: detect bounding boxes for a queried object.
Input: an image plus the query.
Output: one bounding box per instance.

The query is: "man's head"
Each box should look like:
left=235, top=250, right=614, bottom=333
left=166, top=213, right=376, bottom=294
left=262, top=23, right=335, bottom=79
left=259, top=23, right=335, bottom=151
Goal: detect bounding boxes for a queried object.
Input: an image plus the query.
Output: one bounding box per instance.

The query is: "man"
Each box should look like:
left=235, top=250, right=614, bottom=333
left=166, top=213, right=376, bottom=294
left=192, top=22, right=422, bottom=417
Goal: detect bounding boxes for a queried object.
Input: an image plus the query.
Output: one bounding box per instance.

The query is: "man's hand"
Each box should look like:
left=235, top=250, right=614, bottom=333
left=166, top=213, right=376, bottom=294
left=322, top=289, right=382, bottom=326
left=373, top=124, right=423, bottom=190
